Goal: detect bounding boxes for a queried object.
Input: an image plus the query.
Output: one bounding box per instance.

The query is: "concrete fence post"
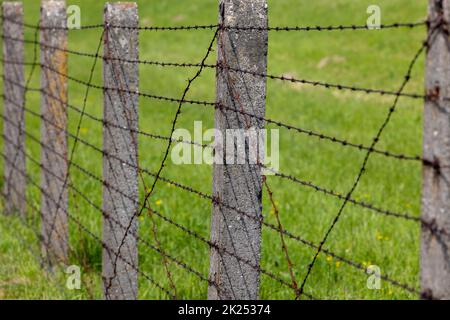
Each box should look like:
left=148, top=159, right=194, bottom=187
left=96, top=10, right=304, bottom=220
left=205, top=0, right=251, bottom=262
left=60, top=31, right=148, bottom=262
left=2, top=2, right=26, bottom=217
left=208, top=0, right=268, bottom=300
left=102, top=2, right=139, bottom=300
left=422, top=0, right=450, bottom=300
left=40, top=0, right=68, bottom=265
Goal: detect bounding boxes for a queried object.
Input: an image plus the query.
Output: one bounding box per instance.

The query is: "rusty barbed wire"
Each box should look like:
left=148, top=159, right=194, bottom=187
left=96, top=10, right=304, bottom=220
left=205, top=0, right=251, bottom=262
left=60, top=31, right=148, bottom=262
left=0, top=13, right=438, bottom=300
left=1, top=122, right=320, bottom=299
left=0, top=181, right=98, bottom=298
left=1, top=14, right=429, bottom=32
left=1, top=59, right=430, bottom=165
left=0, top=79, right=432, bottom=231
left=1, top=149, right=175, bottom=298
left=1, top=128, right=216, bottom=295
left=0, top=34, right=429, bottom=101
left=0, top=76, right=438, bottom=229
left=297, top=19, right=441, bottom=299
left=1, top=91, right=424, bottom=296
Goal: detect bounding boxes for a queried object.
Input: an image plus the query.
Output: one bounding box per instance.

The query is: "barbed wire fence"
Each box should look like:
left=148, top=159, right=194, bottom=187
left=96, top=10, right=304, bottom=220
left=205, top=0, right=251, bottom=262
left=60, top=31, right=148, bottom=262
left=0, top=0, right=449, bottom=300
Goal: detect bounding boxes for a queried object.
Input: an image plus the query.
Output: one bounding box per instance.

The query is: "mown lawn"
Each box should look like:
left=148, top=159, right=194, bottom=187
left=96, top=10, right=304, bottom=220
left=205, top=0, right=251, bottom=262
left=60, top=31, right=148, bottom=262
left=0, top=0, right=428, bottom=299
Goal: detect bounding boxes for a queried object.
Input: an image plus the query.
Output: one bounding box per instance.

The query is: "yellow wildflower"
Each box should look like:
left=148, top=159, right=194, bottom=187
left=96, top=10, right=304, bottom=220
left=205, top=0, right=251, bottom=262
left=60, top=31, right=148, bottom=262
left=155, top=199, right=162, bottom=206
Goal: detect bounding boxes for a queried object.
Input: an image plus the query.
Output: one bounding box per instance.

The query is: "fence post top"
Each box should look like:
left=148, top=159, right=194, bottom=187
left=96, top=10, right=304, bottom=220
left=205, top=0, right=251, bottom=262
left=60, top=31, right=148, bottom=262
left=2, top=2, right=23, bottom=10
left=2, top=2, right=22, bottom=6
left=41, top=0, right=66, bottom=8
left=41, top=0, right=66, bottom=5
left=40, top=0, right=66, bottom=30
left=104, top=2, right=138, bottom=10
left=220, top=0, right=267, bottom=28
left=104, top=2, right=138, bottom=29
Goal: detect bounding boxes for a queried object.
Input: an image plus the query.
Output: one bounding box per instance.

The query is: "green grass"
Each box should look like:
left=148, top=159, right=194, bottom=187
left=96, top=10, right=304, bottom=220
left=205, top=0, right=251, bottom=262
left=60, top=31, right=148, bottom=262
left=0, top=0, right=428, bottom=299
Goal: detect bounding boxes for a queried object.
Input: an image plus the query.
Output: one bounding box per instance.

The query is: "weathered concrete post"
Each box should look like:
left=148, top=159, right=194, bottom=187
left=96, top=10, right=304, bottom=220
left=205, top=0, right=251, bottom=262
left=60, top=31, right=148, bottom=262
left=40, top=0, right=68, bottom=265
left=421, top=0, right=450, bottom=300
left=2, top=2, right=26, bottom=217
left=208, top=0, right=268, bottom=299
left=102, top=2, right=139, bottom=300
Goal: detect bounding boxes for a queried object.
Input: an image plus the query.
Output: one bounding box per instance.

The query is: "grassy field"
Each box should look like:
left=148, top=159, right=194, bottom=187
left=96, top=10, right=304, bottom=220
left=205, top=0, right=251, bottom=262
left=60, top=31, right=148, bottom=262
left=0, top=0, right=428, bottom=299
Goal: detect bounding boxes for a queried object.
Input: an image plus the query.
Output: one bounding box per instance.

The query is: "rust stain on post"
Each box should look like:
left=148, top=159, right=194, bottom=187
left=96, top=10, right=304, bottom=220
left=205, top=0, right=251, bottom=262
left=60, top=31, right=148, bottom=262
left=40, top=0, right=68, bottom=265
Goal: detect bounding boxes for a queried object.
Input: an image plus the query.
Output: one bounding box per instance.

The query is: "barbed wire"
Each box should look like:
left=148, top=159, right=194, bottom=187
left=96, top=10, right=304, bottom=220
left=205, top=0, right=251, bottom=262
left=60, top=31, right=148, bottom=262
left=1, top=15, right=429, bottom=32
left=0, top=128, right=215, bottom=296
left=225, top=20, right=429, bottom=31
left=297, top=19, right=441, bottom=299
left=1, top=148, right=175, bottom=298
left=0, top=77, right=432, bottom=230
left=0, top=182, right=99, bottom=298
left=0, top=118, right=320, bottom=299
left=0, top=74, right=437, bottom=229
left=3, top=81, right=425, bottom=225
left=0, top=34, right=428, bottom=101
left=0, top=12, right=437, bottom=300
left=1, top=88, right=439, bottom=294
left=111, top=27, right=220, bottom=299
left=1, top=89, right=422, bottom=296
left=0, top=58, right=429, bottom=166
